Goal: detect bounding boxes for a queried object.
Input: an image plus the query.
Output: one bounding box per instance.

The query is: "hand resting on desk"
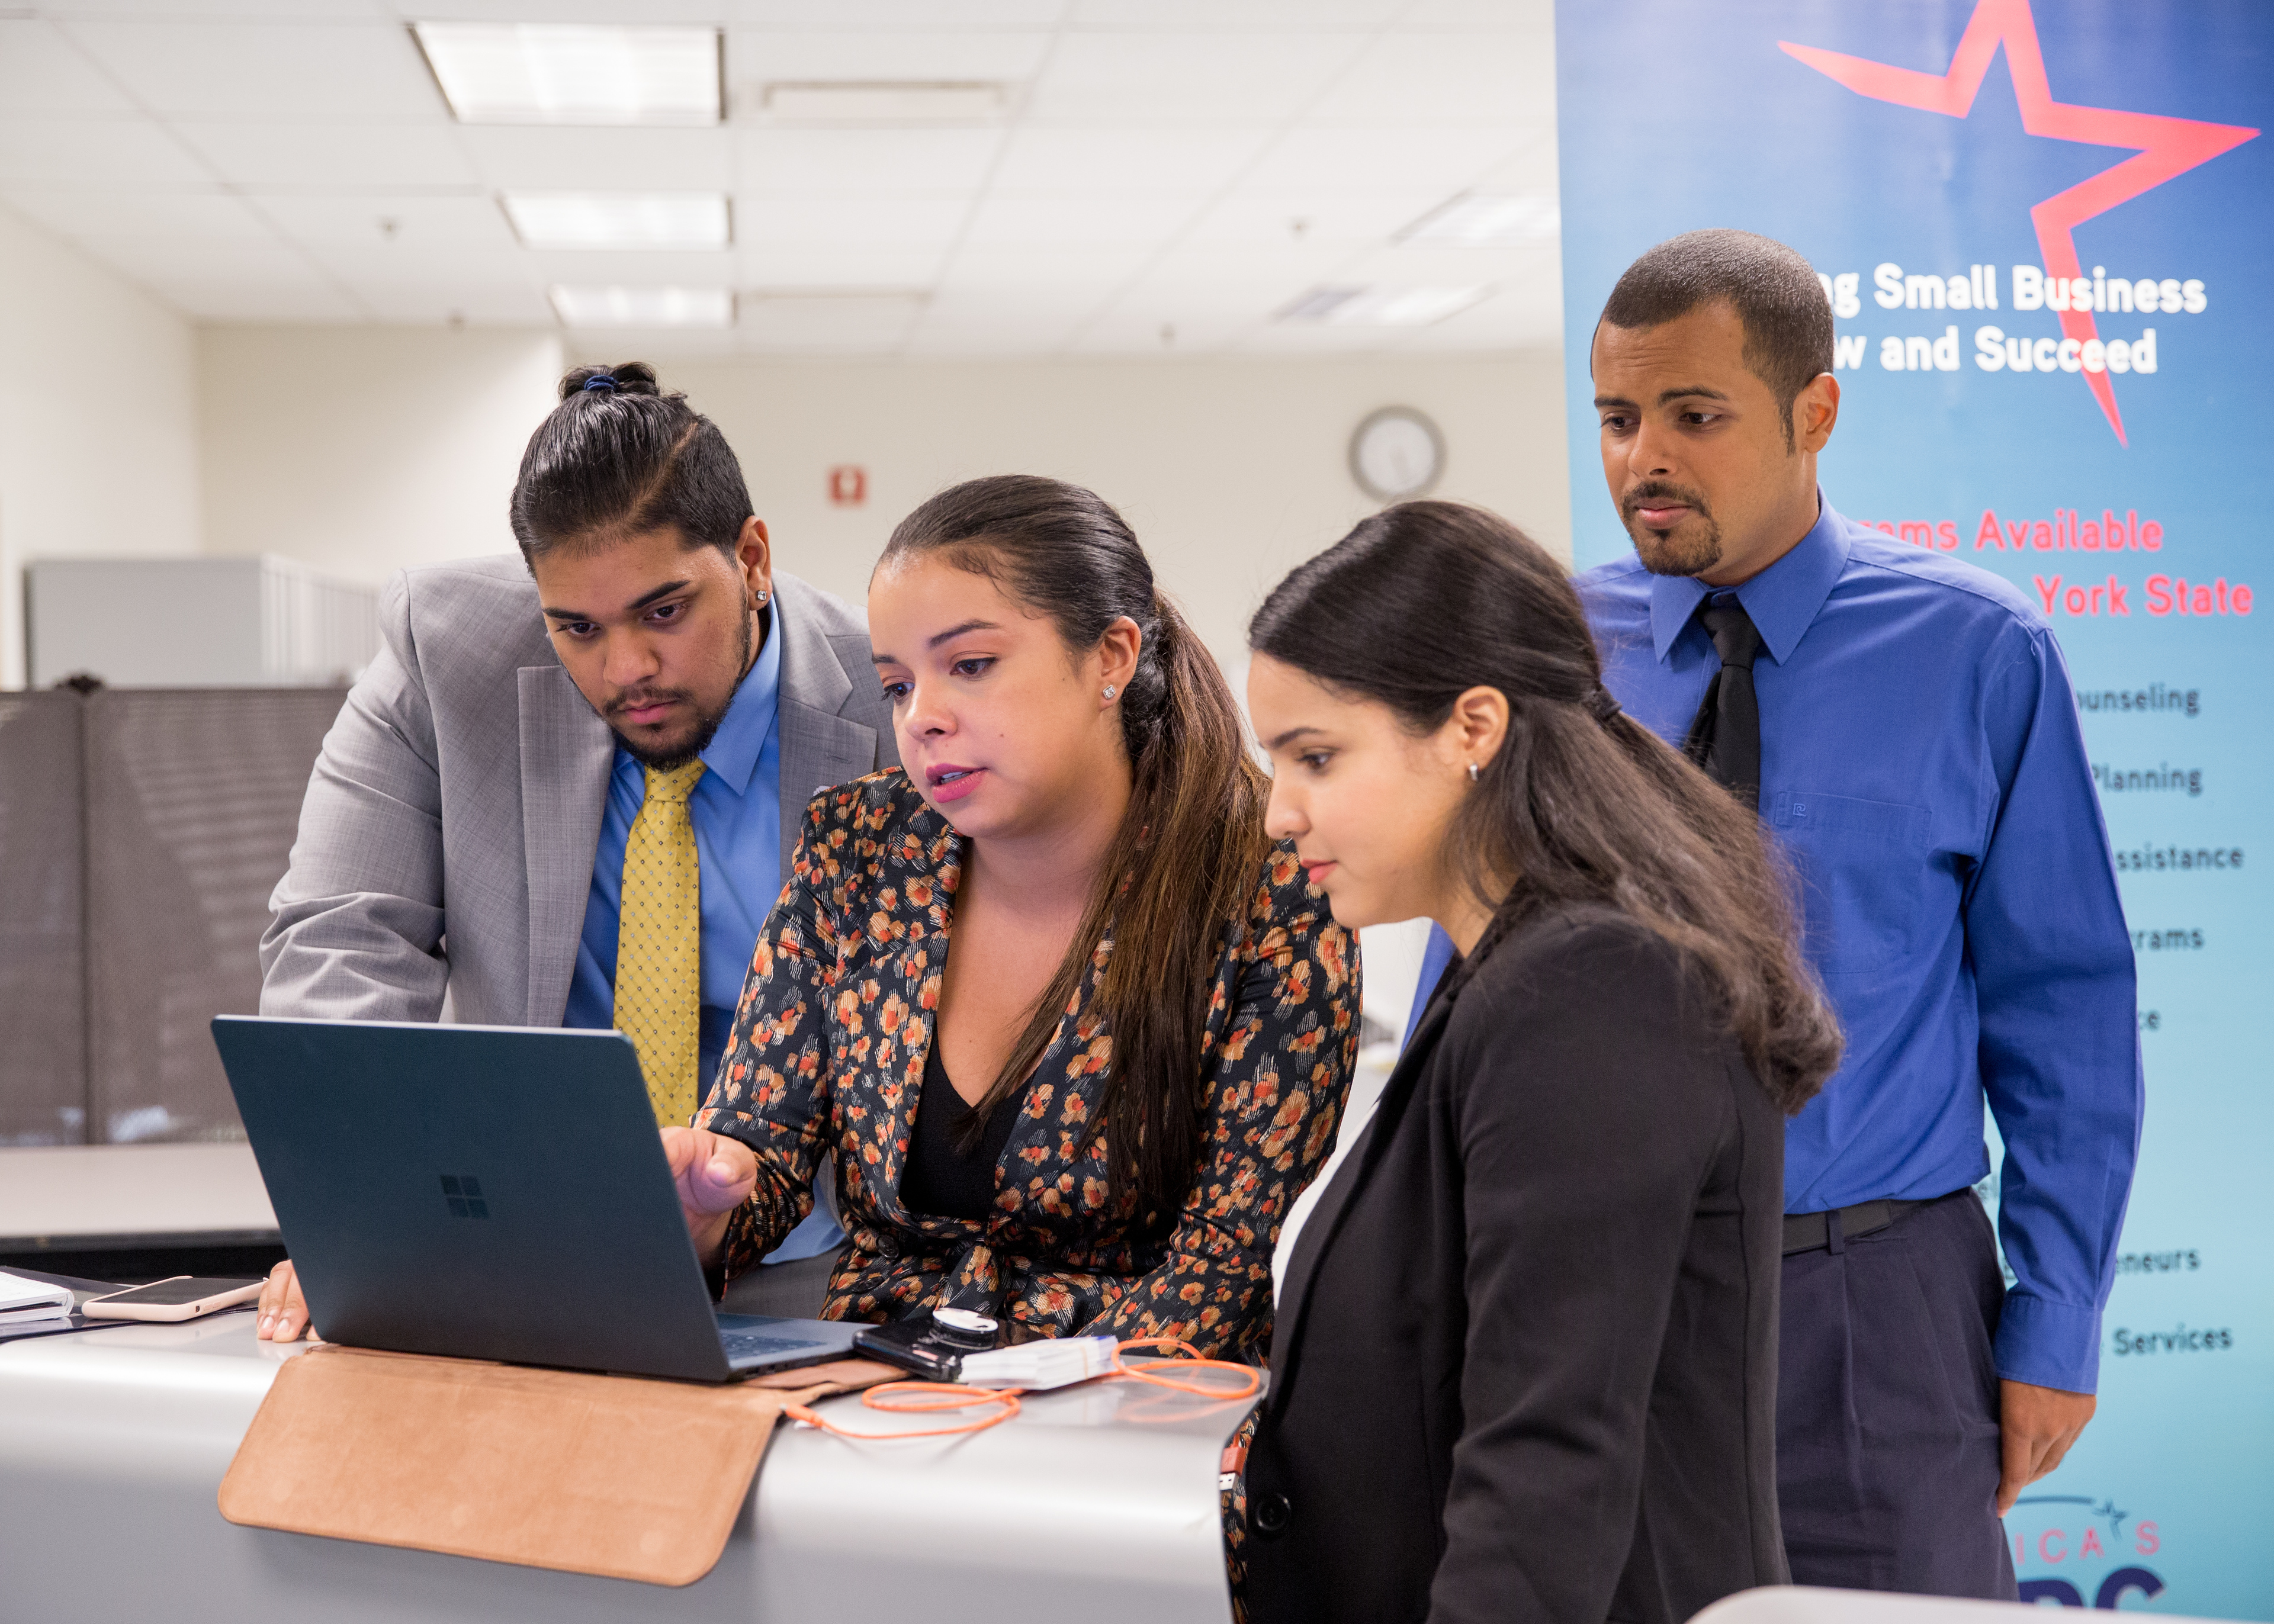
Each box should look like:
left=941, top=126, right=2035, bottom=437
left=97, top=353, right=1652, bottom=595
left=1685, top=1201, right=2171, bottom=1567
left=661, top=1126, right=757, bottom=1267
left=255, top=1261, right=316, bottom=1344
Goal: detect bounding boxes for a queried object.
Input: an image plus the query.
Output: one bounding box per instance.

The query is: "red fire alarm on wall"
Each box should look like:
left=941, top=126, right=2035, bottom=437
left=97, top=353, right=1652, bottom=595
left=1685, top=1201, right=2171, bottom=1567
left=827, top=465, right=868, bottom=507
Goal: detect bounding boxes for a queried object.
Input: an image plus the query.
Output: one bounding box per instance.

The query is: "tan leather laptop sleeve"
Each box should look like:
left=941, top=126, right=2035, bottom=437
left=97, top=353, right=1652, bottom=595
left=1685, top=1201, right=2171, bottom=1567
left=219, top=1344, right=891, bottom=1586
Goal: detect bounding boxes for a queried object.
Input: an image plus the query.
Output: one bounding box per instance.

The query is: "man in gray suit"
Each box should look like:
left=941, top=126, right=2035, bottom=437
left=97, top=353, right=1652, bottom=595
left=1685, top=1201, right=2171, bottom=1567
left=255, top=364, right=894, bottom=1342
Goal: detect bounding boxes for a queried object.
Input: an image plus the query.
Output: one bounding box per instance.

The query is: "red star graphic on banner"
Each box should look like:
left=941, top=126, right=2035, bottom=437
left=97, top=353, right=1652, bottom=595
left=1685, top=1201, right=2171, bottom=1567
left=1781, top=0, right=2257, bottom=445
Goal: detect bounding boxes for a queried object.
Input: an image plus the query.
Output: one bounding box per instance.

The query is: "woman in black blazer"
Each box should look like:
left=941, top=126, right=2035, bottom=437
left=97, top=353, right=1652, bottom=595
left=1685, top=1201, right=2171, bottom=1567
left=1238, top=501, right=1843, bottom=1624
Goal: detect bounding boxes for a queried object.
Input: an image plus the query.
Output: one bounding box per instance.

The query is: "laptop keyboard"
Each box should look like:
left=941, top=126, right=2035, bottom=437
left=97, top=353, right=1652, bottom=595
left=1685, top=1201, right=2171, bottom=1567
left=720, top=1330, right=830, bottom=1360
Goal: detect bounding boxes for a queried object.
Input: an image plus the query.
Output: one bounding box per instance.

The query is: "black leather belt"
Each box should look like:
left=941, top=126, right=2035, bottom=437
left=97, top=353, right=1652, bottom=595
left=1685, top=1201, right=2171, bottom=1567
left=1782, top=1195, right=1944, bottom=1255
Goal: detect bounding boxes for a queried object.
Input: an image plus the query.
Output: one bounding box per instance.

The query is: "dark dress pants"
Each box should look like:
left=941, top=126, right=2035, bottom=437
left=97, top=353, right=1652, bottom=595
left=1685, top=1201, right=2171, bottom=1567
left=1777, top=1190, right=2020, bottom=1599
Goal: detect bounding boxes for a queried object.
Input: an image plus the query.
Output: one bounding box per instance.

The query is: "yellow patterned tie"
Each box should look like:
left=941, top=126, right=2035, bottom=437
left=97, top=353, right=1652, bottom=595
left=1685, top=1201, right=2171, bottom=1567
left=615, top=761, right=705, bottom=1125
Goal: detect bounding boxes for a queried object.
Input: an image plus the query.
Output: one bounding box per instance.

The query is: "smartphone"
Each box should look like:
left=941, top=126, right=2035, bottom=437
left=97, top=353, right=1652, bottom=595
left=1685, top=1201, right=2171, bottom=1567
left=852, top=1308, right=1002, bottom=1381
left=81, top=1276, right=266, bottom=1323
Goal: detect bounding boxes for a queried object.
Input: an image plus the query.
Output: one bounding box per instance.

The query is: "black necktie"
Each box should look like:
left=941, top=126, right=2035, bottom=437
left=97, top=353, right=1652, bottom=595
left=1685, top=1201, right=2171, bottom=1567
left=1684, top=595, right=1764, bottom=809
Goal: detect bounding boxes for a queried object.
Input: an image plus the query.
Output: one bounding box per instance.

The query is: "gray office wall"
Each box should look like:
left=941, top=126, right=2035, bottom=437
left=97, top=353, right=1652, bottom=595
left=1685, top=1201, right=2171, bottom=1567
left=0, top=687, right=343, bottom=1144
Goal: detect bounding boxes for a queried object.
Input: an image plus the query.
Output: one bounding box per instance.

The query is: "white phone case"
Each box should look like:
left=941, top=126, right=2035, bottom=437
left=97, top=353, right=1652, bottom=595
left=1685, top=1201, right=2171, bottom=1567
left=81, top=1278, right=266, bottom=1323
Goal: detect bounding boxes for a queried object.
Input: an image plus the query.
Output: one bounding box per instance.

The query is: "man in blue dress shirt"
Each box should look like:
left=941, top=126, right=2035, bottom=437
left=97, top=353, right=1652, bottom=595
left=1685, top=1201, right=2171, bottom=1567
left=1412, top=231, right=2141, bottom=1596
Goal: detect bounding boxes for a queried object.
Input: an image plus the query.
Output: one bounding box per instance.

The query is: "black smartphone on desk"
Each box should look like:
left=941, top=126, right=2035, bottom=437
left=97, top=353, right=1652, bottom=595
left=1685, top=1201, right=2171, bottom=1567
left=853, top=1307, right=1001, bottom=1380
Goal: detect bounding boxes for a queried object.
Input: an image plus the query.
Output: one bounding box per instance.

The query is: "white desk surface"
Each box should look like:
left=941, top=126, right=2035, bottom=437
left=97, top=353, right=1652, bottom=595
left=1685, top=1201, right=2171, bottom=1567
left=0, top=1313, right=1254, bottom=1622
left=0, top=1141, right=277, bottom=1245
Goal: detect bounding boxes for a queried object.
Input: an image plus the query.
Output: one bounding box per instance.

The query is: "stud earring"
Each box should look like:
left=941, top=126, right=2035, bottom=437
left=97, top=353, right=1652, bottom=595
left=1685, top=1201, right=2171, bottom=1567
left=755, top=588, right=769, bottom=604
left=1467, top=761, right=1480, bottom=782
left=1103, top=685, right=1118, bottom=700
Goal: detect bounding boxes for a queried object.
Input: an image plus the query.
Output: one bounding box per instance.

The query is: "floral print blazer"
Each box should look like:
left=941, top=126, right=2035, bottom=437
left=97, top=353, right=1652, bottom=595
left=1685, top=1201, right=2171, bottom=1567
left=695, top=769, right=1359, bottom=1363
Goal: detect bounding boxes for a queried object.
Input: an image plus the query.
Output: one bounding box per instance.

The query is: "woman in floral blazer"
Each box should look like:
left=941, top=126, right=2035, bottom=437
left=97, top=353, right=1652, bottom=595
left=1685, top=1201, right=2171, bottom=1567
left=675, top=475, right=1358, bottom=1365
left=696, top=768, right=1355, bottom=1362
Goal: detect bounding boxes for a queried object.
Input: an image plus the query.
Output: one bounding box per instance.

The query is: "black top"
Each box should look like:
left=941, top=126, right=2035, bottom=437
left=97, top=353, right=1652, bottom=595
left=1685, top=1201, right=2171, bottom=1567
left=1242, top=906, right=1790, bottom=1624
left=899, top=1044, right=1023, bottom=1222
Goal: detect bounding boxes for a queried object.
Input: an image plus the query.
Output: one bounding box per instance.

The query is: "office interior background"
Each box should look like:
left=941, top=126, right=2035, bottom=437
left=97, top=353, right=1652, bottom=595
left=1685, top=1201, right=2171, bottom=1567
left=0, top=5, right=1565, bottom=1178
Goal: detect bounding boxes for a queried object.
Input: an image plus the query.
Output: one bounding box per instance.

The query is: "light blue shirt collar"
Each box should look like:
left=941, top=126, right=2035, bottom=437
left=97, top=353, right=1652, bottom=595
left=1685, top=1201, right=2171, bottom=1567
left=1647, top=490, right=1852, bottom=666
left=695, top=600, right=783, bottom=799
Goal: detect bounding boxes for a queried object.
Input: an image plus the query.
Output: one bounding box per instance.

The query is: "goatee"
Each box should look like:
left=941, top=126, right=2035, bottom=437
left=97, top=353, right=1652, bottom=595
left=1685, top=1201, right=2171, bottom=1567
left=1622, top=481, right=1724, bottom=577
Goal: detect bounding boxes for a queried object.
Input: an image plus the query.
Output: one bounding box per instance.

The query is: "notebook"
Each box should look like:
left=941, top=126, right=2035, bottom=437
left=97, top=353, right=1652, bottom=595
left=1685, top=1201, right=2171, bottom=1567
left=0, top=1270, right=75, bottom=1326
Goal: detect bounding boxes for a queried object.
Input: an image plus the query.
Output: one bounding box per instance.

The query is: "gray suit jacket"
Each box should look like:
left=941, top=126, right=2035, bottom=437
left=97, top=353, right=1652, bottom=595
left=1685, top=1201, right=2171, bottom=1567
left=261, top=557, right=895, bottom=1027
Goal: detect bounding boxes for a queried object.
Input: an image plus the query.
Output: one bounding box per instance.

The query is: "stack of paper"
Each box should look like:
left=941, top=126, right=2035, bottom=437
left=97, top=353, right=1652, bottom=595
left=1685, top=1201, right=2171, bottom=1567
left=0, top=1271, right=74, bottom=1326
left=957, top=1336, right=1116, bottom=1391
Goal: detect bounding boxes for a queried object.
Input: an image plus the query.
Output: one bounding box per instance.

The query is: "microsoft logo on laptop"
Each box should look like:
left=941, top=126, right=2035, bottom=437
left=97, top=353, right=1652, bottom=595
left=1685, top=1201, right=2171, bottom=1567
left=439, top=1175, right=489, bottom=1219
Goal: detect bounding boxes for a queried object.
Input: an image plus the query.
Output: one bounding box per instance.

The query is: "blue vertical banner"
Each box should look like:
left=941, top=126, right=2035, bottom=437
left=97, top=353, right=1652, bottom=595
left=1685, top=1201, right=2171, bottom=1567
left=1554, top=1, right=2269, bottom=1615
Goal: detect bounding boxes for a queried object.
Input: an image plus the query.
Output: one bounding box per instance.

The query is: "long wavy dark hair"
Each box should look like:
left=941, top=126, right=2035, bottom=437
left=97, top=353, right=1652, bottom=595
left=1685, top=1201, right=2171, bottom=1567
left=1249, top=500, right=1839, bottom=1114
left=881, top=475, right=1270, bottom=1209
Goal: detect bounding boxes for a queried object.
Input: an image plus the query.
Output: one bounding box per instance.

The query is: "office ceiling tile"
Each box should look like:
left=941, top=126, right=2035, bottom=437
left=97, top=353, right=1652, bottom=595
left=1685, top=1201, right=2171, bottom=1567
left=335, top=279, right=555, bottom=325
left=990, top=126, right=1276, bottom=195
left=737, top=194, right=968, bottom=251
left=737, top=290, right=924, bottom=352
left=457, top=125, right=734, bottom=192
left=1315, top=31, right=1555, bottom=125
left=0, top=119, right=213, bottom=189
left=1184, top=191, right=1451, bottom=251
left=516, top=247, right=736, bottom=285
left=164, top=278, right=370, bottom=321
left=0, top=21, right=138, bottom=115
left=175, top=123, right=478, bottom=189
left=1236, top=124, right=1538, bottom=197
left=63, top=21, right=444, bottom=122
left=737, top=239, right=949, bottom=288
left=1469, top=130, right=1559, bottom=194
left=958, top=192, right=1199, bottom=249
left=1, top=188, right=274, bottom=245
left=32, top=0, right=385, bottom=16
left=301, top=239, right=537, bottom=287
left=69, top=236, right=361, bottom=317
left=253, top=192, right=518, bottom=249
left=737, top=126, right=1005, bottom=196
left=409, top=0, right=729, bottom=21
left=1024, top=34, right=1372, bottom=126
left=725, top=28, right=1051, bottom=82
left=733, top=0, right=1069, bottom=31
left=1067, top=0, right=1405, bottom=32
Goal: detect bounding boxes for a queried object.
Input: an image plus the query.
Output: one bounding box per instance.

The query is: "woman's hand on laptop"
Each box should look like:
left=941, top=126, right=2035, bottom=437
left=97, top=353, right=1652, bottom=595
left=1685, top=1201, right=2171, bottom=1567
left=661, top=1127, right=757, bottom=1263
left=255, top=1260, right=318, bottom=1343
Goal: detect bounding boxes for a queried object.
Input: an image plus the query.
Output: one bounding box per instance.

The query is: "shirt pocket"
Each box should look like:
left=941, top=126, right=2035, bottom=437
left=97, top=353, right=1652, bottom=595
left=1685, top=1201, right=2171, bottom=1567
left=1770, top=790, right=1932, bottom=977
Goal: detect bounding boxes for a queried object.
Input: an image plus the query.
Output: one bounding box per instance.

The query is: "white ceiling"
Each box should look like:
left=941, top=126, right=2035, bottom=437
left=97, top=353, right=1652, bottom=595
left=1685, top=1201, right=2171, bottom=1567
left=0, top=0, right=1563, bottom=356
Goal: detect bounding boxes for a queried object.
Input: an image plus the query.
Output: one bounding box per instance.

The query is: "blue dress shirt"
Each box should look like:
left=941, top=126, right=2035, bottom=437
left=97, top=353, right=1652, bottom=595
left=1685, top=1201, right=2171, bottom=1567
left=562, top=603, right=843, bottom=1264
left=1411, top=497, right=2141, bottom=1393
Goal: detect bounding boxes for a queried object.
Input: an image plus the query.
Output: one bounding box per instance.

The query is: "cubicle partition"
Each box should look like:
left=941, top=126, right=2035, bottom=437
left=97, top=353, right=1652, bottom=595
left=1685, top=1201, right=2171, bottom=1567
left=0, top=686, right=345, bottom=1147
left=0, top=692, right=87, bottom=1145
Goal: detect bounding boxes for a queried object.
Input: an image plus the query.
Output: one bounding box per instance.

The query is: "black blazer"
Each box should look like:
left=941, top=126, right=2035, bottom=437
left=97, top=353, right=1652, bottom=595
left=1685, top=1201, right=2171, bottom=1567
left=1242, top=905, right=1790, bottom=1624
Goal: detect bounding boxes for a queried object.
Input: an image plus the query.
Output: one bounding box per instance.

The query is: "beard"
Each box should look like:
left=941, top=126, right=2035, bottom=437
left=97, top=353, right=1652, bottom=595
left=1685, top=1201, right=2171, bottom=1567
left=1621, top=480, right=1724, bottom=577
left=604, top=604, right=754, bottom=770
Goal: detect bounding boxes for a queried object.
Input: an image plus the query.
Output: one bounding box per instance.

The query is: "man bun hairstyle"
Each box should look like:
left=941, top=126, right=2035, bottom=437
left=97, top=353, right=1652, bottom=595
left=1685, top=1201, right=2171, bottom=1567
left=879, top=474, right=1270, bottom=1214
left=1250, top=500, right=1841, bottom=1115
left=1599, top=229, right=1835, bottom=449
left=509, top=364, right=754, bottom=564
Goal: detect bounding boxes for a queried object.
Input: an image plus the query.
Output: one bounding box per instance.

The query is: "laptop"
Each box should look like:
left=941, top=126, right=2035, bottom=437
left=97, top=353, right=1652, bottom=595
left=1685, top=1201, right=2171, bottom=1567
left=211, top=1016, right=861, bottom=1384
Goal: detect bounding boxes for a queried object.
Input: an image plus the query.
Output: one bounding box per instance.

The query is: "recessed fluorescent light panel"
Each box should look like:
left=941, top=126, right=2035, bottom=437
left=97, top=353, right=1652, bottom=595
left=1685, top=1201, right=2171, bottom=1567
left=414, top=23, right=721, bottom=126
left=548, top=286, right=734, bottom=329
left=1277, top=285, right=1495, bottom=327
left=504, top=193, right=730, bottom=251
left=760, top=81, right=1006, bottom=124
left=1398, top=194, right=1560, bottom=247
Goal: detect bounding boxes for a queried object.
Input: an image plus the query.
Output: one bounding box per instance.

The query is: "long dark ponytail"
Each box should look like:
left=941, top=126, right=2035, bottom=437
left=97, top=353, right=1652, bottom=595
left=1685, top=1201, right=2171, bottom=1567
left=1250, top=500, right=1839, bottom=1114
left=881, top=475, right=1269, bottom=1211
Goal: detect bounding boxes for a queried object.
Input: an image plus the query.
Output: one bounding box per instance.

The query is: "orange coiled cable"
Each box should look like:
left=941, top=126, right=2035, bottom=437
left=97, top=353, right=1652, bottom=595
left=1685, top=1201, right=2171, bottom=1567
left=782, top=1336, right=1259, bottom=1440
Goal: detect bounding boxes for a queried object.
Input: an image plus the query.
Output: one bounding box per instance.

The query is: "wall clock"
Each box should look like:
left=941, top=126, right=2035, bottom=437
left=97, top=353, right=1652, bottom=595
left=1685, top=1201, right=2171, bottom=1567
left=1348, top=406, right=1445, bottom=502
